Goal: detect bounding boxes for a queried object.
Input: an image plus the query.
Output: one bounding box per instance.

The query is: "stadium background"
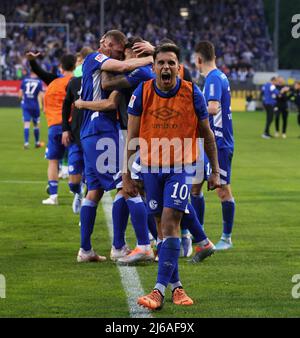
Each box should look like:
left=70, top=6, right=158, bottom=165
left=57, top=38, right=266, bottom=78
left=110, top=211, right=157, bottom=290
left=0, top=0, right=299, bottom=318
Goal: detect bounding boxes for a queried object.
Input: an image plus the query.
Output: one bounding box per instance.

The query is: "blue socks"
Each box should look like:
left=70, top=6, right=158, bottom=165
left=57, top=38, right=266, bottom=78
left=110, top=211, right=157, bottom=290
left=69, top=182, right=81, bottom=195
left=222, top=200, right=235, bottom=237
left=181, top=203, right=207, bottom=243
left=126, top=196, right=150, bottom=246
left=191, top=193, right=205, bottom=227
left=48, top=180, right=58, bottom=195
left=147, top=213, right=157, bottom=241
left=155, top=237, right=180, bottom=291
left=34, top=127, right=40, bottom=144
left=24, top=128, right=29, bottom=144
left=112, top=194, right=129, bottom=249
left=80, top=199, right=97, bottom=251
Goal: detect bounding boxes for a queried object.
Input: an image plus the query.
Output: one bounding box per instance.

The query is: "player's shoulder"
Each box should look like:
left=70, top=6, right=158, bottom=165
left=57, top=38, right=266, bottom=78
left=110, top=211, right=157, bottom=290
left=83, top=52, right=107, bottom=66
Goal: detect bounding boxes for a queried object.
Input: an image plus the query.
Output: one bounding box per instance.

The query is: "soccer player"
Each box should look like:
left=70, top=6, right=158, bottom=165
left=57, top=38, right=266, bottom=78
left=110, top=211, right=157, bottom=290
left=18, top=70, right=44, bottom=149
left=62, top=47, right=93, bottom=214
left=77, top=30, right=154, bottom=263
left=76, top=37, right=156, bottom=262
left=192, top=41, right=235, bottom=250
left=261, top=77, right=279, bottom=139
left=100, top=37, right=215, bottom=264
left=274, top=77, right=291, bottom=139
left=132, top=38, right=193, bottom=82
left=291, top=81, right=300, bottom=135
left=123, top=43, right=220, bottom=310
left=27, top=52, right=76, bottom=205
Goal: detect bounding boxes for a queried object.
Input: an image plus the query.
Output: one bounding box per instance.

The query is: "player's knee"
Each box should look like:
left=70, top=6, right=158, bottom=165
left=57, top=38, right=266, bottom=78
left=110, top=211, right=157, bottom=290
left=217, top=185, right=233, bottom=202
left=161, top=208, right=182, bottom=237
left=191, top=183, right=203, bottom=196
left=86, top=189, right=102, bottom=203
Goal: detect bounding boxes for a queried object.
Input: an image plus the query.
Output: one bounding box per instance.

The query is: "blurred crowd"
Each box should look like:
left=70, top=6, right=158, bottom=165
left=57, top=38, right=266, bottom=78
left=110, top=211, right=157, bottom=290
left=1, top=0, right=274, bottom=82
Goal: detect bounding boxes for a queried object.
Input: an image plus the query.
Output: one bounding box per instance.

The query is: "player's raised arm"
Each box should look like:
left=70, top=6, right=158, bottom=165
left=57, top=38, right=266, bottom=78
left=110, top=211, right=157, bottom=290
left=74, top=91, right=121, bottom=111
left=26, top=52, right=58, bottom=85
left=132, top=41, right=155, bottom=57
left=101, top=55, right=153, bottom=73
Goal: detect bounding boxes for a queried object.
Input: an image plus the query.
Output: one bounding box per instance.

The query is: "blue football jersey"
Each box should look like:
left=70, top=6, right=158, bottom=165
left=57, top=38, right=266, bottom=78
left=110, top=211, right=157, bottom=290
left=80, top=52, right=118, bottom=140
left=21, top=77, right=43, bottom=111
left=203, top=69, right=234, bottom=150
left=261, top=82, right=279, bottom=106
left=125, top=64, right=154, bottom=89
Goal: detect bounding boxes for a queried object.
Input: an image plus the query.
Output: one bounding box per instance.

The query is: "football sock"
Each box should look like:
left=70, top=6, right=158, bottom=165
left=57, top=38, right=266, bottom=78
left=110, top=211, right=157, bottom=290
left=34, top=127, right=40, bottom=144
left=156, top=237, right=180, bottom=289
left=170, top=282, right=183, bottom=292
left=181, top=203, right=207, bottom=243
left=112, top=194, right=129, bottom=249
left=24, top=128, right=29, bottom=144
left=80, top=199, right=97, bottom=251
left=147, top=212, right=157, bottom=240
left=169, top=260, right=180, bottom=284
left=126, top=196, right=150, bottom=245
left=153, top=283, right=166, bottom=297
left=68, top=182, right=81, bottom=195
left=48, top=180, right=58, bottom=195
left=156, top=238, right=162, bottom=257
left=222, top=199, right=235, bottom=237
left=191, top=192, right=205, bottom=227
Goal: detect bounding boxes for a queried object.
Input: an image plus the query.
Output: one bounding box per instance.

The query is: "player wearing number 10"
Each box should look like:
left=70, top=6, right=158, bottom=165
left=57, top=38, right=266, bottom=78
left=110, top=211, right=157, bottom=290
left=123, top=43, right=220, bottom=310
left=19, top=71, right=44, bottom=149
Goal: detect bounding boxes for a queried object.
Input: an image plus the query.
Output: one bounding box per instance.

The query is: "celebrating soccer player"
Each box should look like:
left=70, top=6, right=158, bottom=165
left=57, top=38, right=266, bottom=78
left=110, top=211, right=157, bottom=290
left=123, top=43, right=220, bottom=310
left=192, top=41, right=235, bottom=250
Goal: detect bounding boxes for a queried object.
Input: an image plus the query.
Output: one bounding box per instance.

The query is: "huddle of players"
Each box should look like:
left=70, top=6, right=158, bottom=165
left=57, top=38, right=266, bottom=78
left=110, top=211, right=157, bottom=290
left=23, top=29, right=235, bottom=310
left=261, top=76, right=300, bottom=139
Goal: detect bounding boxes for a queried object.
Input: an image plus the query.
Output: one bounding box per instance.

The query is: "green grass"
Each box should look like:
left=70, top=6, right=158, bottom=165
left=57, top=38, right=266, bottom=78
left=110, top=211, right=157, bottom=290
left=0, top=107, right=299, bottom=317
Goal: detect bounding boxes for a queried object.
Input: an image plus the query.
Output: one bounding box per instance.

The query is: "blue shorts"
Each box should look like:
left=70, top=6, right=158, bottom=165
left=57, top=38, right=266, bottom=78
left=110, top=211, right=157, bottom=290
left=22, top=108, right=40, bottom=124
left=204, top=148, right=233, bottom=185
left=45, top=125, right=65, bottom=160
left=142, top=167, right=193, bottom=214
left=68, top=143, right=84, bottom=175
left=81, top=131, right=122, bottom=192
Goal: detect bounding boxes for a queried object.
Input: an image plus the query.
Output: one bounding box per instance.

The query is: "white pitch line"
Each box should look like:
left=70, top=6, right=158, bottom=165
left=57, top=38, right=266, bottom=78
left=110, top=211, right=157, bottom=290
left=0, top=180, right=46, bottom=184
left=101, top=192, right=152, bottom=318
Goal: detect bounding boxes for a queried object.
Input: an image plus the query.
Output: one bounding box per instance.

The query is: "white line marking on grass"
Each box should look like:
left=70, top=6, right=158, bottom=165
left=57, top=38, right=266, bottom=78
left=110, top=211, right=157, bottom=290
left=101, top=192, right=152, bottom=318
left=0, top=180, right=45, bottom=184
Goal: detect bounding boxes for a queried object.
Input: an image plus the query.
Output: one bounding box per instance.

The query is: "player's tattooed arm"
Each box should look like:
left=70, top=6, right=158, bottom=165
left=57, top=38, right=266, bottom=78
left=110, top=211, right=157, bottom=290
left=122, top=114, right=141, bottom=197
left=74, top=91, right=121, bottom=111
left=101, top=71, right=131, bottom=91
left=198, top=118, right=221, bottom=190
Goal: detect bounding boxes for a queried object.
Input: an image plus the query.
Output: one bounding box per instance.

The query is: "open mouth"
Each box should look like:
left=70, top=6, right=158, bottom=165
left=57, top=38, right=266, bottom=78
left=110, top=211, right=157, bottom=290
left=161, top=72, right=171, bottom=82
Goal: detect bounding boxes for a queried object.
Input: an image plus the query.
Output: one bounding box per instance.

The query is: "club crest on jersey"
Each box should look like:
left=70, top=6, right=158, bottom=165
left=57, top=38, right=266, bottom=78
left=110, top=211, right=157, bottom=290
left=95, top=53, right=108, bottom=63
left=149, top=199, right=158, bottom=210
left=128, top=94, right=136, bottom=108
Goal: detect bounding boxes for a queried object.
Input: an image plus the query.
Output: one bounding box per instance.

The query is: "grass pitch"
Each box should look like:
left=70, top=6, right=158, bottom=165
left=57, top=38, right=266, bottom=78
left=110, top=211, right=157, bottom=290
left=0, top=107, right=299, bottom=318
